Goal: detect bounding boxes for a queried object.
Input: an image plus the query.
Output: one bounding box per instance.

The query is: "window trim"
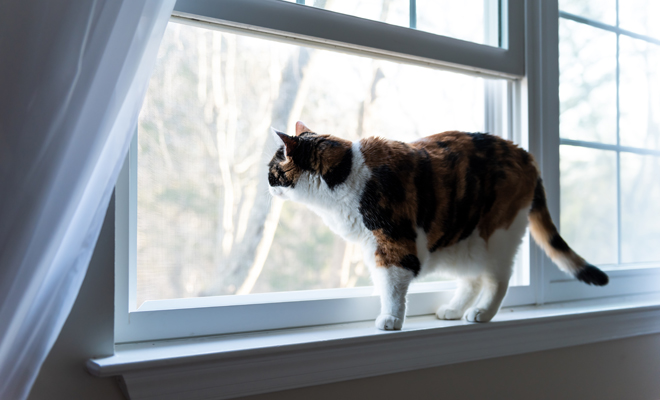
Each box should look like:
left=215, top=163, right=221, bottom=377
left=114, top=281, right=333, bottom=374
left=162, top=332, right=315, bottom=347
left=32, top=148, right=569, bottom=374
left=171, top=0, right=524, bottom=79
left=115, top=0, right=535, bottom=344
left=114, top=0, right=660, bottom=345
left=95, top=294, right=660, bottom=400
left=97, top=1, right=660, bottom=397
left=543, top=2, right=660, bottom=304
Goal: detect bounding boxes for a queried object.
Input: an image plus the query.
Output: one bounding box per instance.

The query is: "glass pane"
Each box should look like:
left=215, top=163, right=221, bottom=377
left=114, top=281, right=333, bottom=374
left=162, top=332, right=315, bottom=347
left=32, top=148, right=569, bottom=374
left=137, top=21, right=491, bottom=305
left=416, top=0, right=498, bottom=46
left=560, top=146, right=617, bottom=265
left=559, top=19, right=617, bottom=144
left=558, top=0, right=616, bottom=26
left=312, top=0, right=408, bottom=29
left=619, top=37, right=660, bottom=150
left=283, top=0, right=500, bottom=46
left=620, top=153, right=660, bottom=263
left=619, top=0, right=660, bottom=40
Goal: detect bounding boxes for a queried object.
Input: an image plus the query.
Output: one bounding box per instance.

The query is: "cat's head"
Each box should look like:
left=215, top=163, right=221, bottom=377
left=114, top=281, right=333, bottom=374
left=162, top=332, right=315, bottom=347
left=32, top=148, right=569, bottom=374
left=268, top=121, right=353, bottom=201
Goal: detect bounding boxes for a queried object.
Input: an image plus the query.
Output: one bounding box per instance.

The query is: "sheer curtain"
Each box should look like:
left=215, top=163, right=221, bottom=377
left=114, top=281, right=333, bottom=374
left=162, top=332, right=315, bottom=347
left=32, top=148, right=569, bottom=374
left=0, top=1, right=175, bottom=399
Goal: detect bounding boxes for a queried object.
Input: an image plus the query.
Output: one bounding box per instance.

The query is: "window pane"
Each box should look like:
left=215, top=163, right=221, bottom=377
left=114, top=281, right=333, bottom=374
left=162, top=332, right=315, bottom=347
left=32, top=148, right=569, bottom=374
left=283, top=0, right=500, bottom=46
left=620, top=153, right=660, bottom=263
left=416, top=0, right=497, bottom=46
left=558, top=0, right=616, bottom=26
left=619, top=37, right=660, bottom=150
left=619, top=0, right=660, bottom=40
left=560, top=146, right=617, bottom=265
left=306, top=0, right=408, bottom=29
left=559, top=19, right=617, bottom=144
left=137, top=22, right=491, bottom=305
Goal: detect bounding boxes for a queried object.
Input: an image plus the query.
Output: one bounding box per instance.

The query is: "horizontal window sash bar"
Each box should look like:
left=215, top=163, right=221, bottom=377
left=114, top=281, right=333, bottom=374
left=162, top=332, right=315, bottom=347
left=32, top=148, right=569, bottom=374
left=172, top=0, right=524, bottom=79
left=559, top=10, right=660, bottom=46
left=599, top=262, right=660, bottom=272
left=117, top=283, right=533, bottom=343
left=137, top=281, right=459, bottom=312
left=560, top=138, right=660, bottom=157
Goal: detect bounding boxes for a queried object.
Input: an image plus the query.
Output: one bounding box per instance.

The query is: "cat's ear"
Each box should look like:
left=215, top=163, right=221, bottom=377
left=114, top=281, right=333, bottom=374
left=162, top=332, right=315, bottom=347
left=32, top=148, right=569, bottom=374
left=271, top=127, right=285, bottom=146
left=295, top=121, right=313, bottom=136
left=271, top=128, right=298, bottom=157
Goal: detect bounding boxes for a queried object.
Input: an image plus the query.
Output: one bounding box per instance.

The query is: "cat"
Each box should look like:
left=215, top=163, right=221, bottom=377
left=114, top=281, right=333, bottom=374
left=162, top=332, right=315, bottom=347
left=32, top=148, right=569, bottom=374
left=268, top=121, right=608, bottom=330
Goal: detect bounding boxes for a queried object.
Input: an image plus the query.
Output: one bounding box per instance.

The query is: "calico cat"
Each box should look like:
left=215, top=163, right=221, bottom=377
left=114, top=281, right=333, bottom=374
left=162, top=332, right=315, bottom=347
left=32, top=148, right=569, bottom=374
left=268, top=121, right=608, bottom=330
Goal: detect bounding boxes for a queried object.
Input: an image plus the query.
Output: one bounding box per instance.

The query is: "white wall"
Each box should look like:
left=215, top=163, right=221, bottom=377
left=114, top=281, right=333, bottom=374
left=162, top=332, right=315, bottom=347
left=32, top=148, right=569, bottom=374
left=28, top=199, right=660, bottom=400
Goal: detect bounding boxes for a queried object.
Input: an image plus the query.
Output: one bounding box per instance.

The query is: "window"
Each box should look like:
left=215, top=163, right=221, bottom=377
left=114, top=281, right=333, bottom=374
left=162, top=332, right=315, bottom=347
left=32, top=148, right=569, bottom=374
left=546, top=0, right=660, bottom=302
left=137, top=23, right=491, bottom=305
left=114, top=0, right=658, bottom=344
left=284, top=0, right=501, bottom=47
left=115, top=0, right=531, bottom=343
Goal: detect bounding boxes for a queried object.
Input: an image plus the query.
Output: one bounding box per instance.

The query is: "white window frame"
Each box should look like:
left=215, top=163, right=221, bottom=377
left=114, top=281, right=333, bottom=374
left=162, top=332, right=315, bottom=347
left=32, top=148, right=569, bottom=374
left=543, top=5, right=660, bottom=304
left=113, top=0, right=660, bottom=345
left=90, top=2, right=660, bottom=398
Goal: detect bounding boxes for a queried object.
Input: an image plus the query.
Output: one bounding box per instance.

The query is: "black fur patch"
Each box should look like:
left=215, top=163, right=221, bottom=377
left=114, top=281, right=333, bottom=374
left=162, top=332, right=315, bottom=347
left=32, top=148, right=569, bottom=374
left=322, top=148, right=353, bottom=190
left=372, top=165, right=406, bottom=203
left=430, top=175, right=458, bottom=252
left=531, top=178, right=546, bottom=212
left=520, top=148, right=530, bottom=165
left=359, top=180, right=385, bottom=231
left=499, top=139, right=511, bottom=157
left=268, top=147, right=295, bottom=187
left=291, top=138, right=316, bottom=171
left=457, top=173, right=481, bottom=242
left=550, top=233, right=570, bottom=252
left=445, top=151, right=460, bottom=167
left=388, top=218, right=417, bottom=242
left=399, top=254, right=421, bottom=276
left=576, top=264, right=609, bottom=286
left=431, top=133, right=506, bottom=251
left=467, top=132, right=498, bottom=153
left=267, top=147, right=286, bottom=169
left=359, top=165, right=416, bottom=242
left=415, top=149, right=437, bottom=232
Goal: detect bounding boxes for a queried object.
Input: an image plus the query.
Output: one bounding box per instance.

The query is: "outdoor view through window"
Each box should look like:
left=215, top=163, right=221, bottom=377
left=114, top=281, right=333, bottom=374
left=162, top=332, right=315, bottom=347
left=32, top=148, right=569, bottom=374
left=558, top=0, right=660, bottom=268
left=136, top=20, right=507, bottom=307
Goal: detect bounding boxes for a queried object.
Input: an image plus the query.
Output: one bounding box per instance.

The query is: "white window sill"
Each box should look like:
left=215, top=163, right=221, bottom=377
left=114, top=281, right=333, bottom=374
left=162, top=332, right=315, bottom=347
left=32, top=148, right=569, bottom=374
left=88, top=293, right=660, bottom=400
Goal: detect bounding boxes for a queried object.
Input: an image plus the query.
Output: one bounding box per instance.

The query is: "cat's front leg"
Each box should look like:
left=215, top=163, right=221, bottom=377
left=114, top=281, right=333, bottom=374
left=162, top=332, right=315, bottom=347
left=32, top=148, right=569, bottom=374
left=371, top=266, right=415, bottom=330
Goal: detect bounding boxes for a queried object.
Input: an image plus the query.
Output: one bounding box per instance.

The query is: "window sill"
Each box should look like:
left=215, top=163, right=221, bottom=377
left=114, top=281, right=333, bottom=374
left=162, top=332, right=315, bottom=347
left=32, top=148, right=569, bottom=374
left=88, top=293, right=660, bottom=400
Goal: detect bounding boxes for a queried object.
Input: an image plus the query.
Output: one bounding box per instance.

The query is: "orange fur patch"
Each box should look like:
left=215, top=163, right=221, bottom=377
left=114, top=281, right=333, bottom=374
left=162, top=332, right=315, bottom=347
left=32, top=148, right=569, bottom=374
left=359, top=131, right=539, bottom=268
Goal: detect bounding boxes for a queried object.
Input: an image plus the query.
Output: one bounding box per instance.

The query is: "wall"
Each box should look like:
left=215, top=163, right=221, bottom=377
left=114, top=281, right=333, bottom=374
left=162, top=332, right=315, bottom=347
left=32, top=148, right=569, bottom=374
left=27, top=197, right=123, bottom=400
left=27, top=199, right=660, bottom=400
left=239, top=333, right=660, bottom=400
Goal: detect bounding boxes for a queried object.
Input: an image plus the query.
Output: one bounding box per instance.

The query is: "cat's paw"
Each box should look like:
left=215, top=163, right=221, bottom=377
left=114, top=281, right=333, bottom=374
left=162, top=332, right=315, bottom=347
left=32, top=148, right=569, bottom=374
left=436, top=306, right=464, bottom=320
left=465, top=307, right=494, bottom=323
left=375, top=314, right=404, bottom=330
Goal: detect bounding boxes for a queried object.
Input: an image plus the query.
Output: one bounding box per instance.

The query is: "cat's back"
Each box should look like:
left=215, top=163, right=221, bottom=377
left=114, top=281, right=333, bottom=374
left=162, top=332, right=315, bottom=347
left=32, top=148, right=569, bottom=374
left=418, top=131, right=538, bottom=246
left=358, top=131, right=539, bottom=251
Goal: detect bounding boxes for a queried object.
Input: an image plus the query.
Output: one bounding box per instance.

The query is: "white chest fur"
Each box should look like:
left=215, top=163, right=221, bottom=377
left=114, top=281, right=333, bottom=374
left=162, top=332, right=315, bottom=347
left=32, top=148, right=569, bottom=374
left=292, top=141, right=374, bottom=246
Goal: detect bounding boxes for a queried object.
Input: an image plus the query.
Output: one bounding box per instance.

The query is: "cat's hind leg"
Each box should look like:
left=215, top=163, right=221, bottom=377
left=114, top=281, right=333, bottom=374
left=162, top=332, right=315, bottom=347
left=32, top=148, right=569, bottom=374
left=436, top=278, right=482, bottom=320
left=465, top=207, right=529, bottom=322
left=465, top=275, right=509, bottom=322
left=371, top=265, right=415, bottom=330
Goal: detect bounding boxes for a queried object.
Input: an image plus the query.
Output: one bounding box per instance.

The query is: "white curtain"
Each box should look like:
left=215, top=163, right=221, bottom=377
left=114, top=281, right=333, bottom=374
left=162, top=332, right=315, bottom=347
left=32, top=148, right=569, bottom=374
left=0, top=1, right=175, bottom=399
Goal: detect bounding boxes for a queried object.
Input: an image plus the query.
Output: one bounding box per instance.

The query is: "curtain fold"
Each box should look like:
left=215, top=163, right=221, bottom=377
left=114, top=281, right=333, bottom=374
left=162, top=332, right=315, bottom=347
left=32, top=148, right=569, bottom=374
left=0, top=1, right=175, bottom=399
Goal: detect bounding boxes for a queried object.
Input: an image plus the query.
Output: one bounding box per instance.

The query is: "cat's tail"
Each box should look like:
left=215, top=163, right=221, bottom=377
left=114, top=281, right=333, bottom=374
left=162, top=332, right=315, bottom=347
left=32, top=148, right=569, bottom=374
left=528, top=178, right=609, bottom=286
